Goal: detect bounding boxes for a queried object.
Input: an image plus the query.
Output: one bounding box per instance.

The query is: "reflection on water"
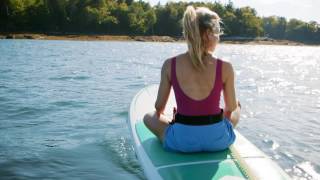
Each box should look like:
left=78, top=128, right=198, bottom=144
left=0, top=40, right=319, bottom=179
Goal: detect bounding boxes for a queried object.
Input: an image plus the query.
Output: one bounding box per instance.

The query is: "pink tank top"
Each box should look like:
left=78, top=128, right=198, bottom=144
left=171, top=57, right=223, bottom=116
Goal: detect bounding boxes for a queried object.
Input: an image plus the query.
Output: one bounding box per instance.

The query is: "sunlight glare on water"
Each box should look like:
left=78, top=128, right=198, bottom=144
left=0, top=40, right=319, bottom=179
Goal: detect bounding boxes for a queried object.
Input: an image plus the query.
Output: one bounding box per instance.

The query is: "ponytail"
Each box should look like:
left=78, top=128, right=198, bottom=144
left=183, top=6, right=204, bottom=70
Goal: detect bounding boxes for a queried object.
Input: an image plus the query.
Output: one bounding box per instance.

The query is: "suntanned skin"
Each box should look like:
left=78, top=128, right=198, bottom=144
left=143, top=30, right=241, bottom=143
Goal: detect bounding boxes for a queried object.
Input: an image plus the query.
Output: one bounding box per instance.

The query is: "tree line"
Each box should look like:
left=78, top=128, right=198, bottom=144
left=0, top=0, right=319, bottom=44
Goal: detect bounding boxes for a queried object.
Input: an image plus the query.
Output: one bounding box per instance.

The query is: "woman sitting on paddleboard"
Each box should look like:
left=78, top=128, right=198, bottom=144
left=144, top=6, right=241, bottom=152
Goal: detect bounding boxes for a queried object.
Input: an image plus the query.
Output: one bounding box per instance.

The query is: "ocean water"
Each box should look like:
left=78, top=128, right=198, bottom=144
left=0, top=39, right=319, bottom=180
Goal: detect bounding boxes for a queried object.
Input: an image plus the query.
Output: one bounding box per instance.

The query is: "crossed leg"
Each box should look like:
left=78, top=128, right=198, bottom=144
left=143, top=111, right=172, bottom=143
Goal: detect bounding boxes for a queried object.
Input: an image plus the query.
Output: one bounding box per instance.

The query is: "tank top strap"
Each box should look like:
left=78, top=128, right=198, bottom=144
left=171, top=57, right=177, bottom=86
left=216, top=59, right=223, bottom=85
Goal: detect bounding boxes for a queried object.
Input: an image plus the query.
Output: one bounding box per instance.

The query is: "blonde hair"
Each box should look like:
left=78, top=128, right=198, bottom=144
left=183, top=6, right=221, bottom=70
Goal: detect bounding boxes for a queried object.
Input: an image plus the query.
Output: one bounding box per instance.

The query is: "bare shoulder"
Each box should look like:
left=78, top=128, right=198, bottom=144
left=222, top=60, right=233, bottom=72
left=162, top=57, right=173, bottom=73
left=162, top=53, right=186, bottom=77
left=175, top=53, right=188, bottom=60
left=161, top=56, right=175, bottom=80
left=220, top=59, right=234, bottom=82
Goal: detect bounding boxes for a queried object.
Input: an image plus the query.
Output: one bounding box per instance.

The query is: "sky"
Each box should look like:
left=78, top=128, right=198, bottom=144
left=144, top=0, right=320, bottom=23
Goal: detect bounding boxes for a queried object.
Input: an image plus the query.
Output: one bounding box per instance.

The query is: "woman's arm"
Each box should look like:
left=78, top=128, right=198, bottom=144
left=155, top=59, right=171, bottom=117
left=222, top=61, right=241, bottom=126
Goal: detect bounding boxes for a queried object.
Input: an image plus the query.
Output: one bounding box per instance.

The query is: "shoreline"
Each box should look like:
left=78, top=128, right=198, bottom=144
left=0, top=33, right=314, bottom=46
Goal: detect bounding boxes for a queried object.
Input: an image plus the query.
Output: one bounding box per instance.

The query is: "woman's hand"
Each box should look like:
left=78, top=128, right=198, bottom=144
left=237, top=100, right=241, bottom=109
left=156, top=110, right=163, bottom=118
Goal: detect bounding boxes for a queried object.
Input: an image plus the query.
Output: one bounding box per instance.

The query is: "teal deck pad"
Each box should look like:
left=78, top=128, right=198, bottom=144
left=135, top=122, right=246, bottom=179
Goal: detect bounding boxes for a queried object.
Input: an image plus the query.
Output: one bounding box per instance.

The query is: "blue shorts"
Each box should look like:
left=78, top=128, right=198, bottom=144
left=163, top=118, right=236, bottom=152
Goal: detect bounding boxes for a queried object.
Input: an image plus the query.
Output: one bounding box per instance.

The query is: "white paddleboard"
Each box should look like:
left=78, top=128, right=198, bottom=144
left=128, top=85, right=291, bottom=180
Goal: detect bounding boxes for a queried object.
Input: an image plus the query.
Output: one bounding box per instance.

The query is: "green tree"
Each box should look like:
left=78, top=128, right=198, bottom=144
left=219, top=1, right=237, bottom=36
left=234, top=7, right=264, bottom=37
left=26, top=0, right=50, bottom=32
left=65, top=0, right=118, bottom=33
left=0, top=0, right=10, bottom=31
left=286, top=19, right=306, bottom=41
left=5, top=0, right=29, bottom=31
left=263, top=16, right=286, bottom=39
left=112, top=1, right=129, bottom=34
left=1, top=0, right=319, bottom=44
left=128, top=1, right=155, bottom=34
left=154, top=2, right=186, bottom=36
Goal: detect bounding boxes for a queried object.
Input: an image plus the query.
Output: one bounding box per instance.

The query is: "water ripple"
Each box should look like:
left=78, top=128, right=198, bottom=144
left=1, top=40, right=319, bottom=179
left=5, top=106, right=51, bottom=120
left=293, top=161, right=320, bottom=180
left=49, top=76, right=90, bottom=81
left=50, top=100, right=88, bottom=108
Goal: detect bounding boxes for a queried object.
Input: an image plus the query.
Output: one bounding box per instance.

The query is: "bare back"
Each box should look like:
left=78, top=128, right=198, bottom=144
left=155, top=52, right=237, bottom=116
left=175, top=53, right=218, bottom=101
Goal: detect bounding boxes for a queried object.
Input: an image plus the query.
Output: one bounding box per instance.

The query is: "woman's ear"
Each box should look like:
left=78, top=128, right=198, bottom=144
left=202, top=31, right=208, bottom=42
left=202, top=29, right=211, bottom=43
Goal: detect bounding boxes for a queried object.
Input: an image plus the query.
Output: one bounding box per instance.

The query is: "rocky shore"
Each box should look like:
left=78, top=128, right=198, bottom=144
left=0, top=33, right=309, bottom=46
